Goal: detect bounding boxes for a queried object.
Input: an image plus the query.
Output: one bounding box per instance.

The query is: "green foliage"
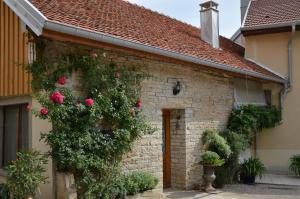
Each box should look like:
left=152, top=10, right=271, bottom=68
left=214, top=105, right=281, bottom=186
left=289, top=154, right=300, bottom=176
left=202, top=129, right=231, bottom=159
left=240, top=158, right=266, bottom=179
left=0, top=184, right=10, bottom=199
left=123, top=171, right=159, bottom=196
left=215, top=130, right=250, bottom=185
left=5, top=151, right=48, bottom=199
left=213, top=167, right=231, bottom=188
left=99, top=171, right=158, bottom=199
left=27, top=50, right=154, bottom=198
left=228, top=105, right=281, bottom=137
left=201, top=151, right=225, bottom=166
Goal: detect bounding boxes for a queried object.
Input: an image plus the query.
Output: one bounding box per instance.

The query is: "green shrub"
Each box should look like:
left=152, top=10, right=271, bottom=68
left=100, top=175, right=127, bottom=199
left=124, top=171, right=159, bottom=196
left=214, top=130, right=250, bottom=186
left=0, top=184, right=9, bottom=199
left=212, top=105, right=281, bottom=187
left=202, top=129, right=231, bottom=159
left=201, top=151, right=224, bottom=166
left=240, top=158, right=266, bottom=179
left=290, top=155, right=300, bottom=176
left=5, top=150, right=48, bottom=199
left=213, top=167, right=231, bottom=188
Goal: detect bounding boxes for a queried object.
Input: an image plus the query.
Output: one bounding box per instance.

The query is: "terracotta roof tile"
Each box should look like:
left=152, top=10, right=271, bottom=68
left=30, top=0, right=281, bottom=80
left=244, top=0, right=300, bottom=28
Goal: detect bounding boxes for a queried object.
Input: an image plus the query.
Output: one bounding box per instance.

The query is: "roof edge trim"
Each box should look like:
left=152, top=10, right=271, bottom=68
left=230, top=29, right=241, bottom=42
left=241, top=0, right=252, bottom=28
left=3, top=0, right=47, bottom=36
left=242, top=21, right=300, bottom=31
left=44, top=20, right=284, bottom=83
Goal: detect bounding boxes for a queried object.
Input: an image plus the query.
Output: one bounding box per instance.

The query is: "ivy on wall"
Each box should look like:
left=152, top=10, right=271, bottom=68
left=228, top=104, right=282, bottom=137
left=26, top=39, right=154, bottom=198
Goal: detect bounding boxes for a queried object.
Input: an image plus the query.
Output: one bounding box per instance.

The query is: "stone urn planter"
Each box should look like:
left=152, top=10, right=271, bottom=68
left=202, top=165, right=217, bottom=192
left=200, top=151, right=224, bottom=193
left=56, top=172, right=77, bottom=199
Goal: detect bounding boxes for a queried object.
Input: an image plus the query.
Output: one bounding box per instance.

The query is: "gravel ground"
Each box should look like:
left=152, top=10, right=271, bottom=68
left=164, top=184, right=300, bottom=199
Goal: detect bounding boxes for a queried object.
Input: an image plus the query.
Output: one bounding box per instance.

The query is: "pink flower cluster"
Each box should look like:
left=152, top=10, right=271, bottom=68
left=85, top=98, right=94, bottom=106
left=58, top=76, right=67, bottom=85
left=136, top=99, right=142, bottom=109
left=50, top=91, right=64, bottom=104
left=40, top=107, right=49, bottom=115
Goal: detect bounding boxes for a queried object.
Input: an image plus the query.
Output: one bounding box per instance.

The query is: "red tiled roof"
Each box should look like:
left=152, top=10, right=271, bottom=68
left=30, top=0, right=281, bottom=81
left=244, top=0, right=300, bottom=28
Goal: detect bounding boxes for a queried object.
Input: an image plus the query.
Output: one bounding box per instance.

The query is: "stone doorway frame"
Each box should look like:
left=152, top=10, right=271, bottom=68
left=162, top=109, right=186, bottom=189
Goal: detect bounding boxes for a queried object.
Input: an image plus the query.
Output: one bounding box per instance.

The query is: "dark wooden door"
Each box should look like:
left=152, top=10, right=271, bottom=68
left=163, top=110, right=171, bottom=188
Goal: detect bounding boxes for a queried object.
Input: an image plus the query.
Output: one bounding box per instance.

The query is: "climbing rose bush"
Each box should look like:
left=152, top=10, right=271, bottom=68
left=29, top=51, right=153, bottom=198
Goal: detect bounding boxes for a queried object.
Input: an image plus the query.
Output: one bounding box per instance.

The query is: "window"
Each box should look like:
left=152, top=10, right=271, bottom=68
left=264, top=90, right=272, bottom=106
left=0, top=104, right=29, bottom=167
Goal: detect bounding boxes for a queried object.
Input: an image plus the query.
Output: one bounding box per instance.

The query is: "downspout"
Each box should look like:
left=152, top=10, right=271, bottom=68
left=280, top=24, right=296, bottom=113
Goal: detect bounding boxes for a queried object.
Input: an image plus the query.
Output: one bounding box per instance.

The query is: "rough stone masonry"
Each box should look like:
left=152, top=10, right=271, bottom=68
left=42, top=39, right=234, bottom=190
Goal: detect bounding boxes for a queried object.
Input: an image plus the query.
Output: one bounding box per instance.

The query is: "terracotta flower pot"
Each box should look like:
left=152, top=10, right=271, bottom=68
left=202, top=165, right=216, bottom=192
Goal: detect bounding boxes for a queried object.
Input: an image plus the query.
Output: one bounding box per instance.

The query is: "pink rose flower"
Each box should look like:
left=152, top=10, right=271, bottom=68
left=40, top=107, right=49, bottom=115
left=85, top=98, right=94, bottom=106
left=26, top=104, right=32, bottom=111
left=136, top=99, right=142, bottom=109
left=58, top=76, right=67, bottom=85
left=50, top=91, right=64, bottom=104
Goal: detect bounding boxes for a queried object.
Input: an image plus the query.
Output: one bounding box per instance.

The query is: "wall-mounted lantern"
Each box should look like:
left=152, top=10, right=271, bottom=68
left=173, top=81, right=182, bottom=95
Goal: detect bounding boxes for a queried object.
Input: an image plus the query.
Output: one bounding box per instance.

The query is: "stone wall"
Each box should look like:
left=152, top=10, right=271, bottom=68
left=42, top=39, right=234, bottom=190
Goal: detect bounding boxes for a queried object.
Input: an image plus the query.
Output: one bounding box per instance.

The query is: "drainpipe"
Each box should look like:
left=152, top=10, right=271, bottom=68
left=280, top=24, right=296, bottom=112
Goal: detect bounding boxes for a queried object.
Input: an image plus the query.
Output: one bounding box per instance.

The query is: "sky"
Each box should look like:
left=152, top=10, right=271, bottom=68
left=126, top=0, right=241, bottom=38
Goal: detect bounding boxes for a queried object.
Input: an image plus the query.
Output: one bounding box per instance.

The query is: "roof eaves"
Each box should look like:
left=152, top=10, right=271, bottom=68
left=241, top=21, right=300, bottom=31
left=5, top=0, right=284, bottom=84
left=45, top=20, right=285, bottom=83
left=4, top=0, right=46, bottom=36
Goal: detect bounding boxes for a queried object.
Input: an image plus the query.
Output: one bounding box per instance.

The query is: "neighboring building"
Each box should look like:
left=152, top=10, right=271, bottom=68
left=0, top=0, right=283, bottom=198
left=241, top=0, right=300, bottom=173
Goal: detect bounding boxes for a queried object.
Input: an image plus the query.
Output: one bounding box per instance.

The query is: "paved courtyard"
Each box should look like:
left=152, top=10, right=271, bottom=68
left=164, top=184, right=300, bottom=199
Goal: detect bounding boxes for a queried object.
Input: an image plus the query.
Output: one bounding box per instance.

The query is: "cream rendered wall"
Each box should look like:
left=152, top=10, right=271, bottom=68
left=0, top=97, right=54, bottom=198
left=245, top=31, right=300, bottom=173
left=31, top=99, right=54, bottom=199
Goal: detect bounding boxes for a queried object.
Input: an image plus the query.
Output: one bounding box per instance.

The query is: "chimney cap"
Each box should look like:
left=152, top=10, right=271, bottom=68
left=200, top=1, right=219, bottom=11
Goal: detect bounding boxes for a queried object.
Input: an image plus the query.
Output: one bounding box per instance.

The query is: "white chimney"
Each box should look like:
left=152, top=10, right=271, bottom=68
left=200, top=1, right=220, bottom=48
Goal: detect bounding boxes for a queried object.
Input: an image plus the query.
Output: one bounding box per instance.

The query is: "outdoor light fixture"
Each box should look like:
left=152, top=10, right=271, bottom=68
left=173, top=81, right=182, bottom=95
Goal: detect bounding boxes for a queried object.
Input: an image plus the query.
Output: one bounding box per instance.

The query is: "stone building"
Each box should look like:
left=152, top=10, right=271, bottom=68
left=0, top=0, right=284, bottom=198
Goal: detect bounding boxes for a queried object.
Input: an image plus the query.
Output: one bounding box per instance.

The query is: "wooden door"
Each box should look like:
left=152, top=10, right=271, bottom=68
left=163, top=110, right=171, bottom=188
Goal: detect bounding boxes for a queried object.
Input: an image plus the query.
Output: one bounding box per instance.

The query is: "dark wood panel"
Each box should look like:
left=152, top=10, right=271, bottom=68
left=163, top=110, right=171, bottom=188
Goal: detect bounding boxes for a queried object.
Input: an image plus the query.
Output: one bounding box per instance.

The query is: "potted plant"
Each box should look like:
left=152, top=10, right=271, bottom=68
left=200, top=151, right=224, bottom=192
left=240, top=157, right=266, bottom=184
left=5, top=150, right=48, bottom=199
left=289, top=154, right=300, bottom=176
